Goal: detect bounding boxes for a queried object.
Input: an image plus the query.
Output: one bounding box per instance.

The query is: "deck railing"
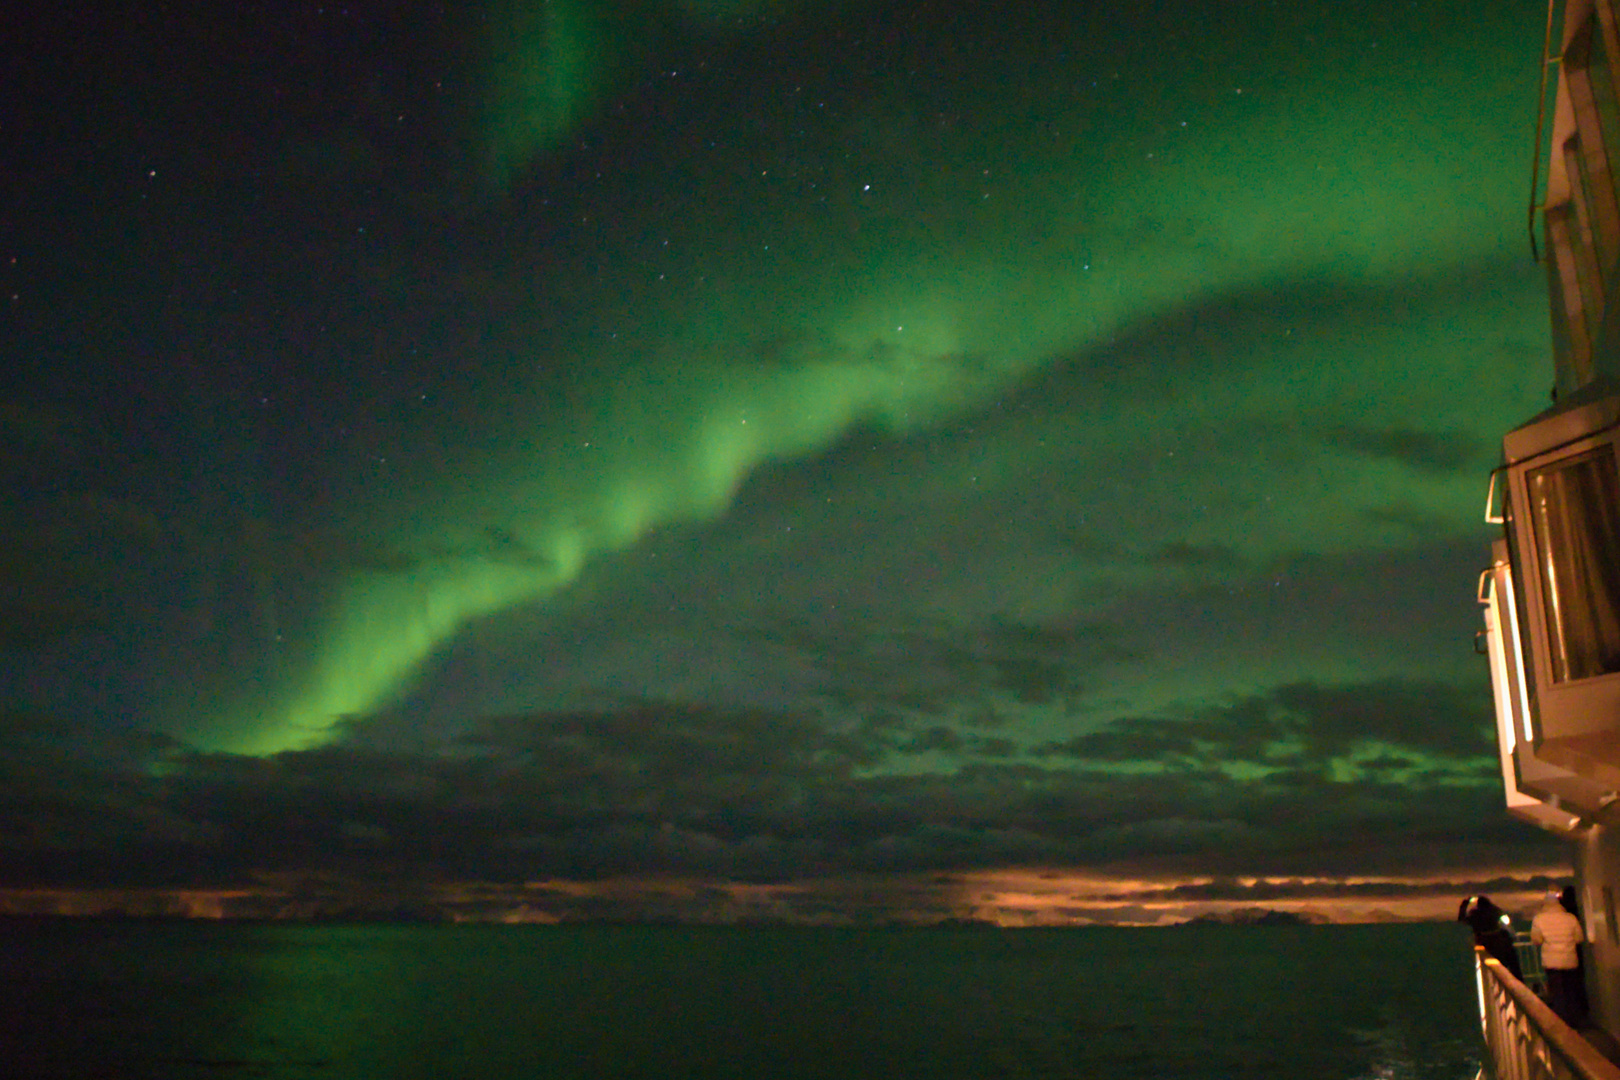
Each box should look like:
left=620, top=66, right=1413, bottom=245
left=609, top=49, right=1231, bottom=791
left=1476, top=947, right=1620, bottom=1080
left=1516, top=932, right=1550, bottom=997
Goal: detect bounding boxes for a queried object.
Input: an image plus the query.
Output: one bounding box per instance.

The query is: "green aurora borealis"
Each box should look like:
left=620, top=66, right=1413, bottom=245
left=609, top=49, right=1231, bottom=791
left=180, top=0, right=1543, bottom=756
left=0, top=0, right=1576, bottom=896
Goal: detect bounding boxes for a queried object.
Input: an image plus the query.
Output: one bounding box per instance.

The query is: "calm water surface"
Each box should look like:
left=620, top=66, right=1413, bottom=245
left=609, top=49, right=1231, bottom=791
left=1, top=920, right=1484, bottom=1079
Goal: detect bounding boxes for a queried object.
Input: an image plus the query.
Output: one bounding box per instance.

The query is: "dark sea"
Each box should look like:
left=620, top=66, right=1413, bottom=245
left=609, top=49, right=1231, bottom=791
left=1, top=920, right=1485, bottom=1079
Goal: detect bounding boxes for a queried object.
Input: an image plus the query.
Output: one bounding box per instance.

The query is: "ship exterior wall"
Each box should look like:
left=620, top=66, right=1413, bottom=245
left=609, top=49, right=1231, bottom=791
left=1575, top=821, right=1620, bottom=1035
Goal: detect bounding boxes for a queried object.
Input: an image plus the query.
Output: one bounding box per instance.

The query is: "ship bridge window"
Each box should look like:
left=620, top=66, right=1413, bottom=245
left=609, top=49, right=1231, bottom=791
left=1501, top=393, right=1620, bottom=785
left=1527, top=444, right=1620, bottom=681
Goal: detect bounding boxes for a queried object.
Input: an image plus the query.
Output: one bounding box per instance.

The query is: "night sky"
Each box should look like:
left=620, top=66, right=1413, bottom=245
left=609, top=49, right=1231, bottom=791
left=0, top=0, right=1575, bottom=922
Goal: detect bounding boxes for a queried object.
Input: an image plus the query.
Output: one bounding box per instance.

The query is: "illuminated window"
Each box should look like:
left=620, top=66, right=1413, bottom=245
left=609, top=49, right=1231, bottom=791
left=1525, top=444, right=1620, bottom=682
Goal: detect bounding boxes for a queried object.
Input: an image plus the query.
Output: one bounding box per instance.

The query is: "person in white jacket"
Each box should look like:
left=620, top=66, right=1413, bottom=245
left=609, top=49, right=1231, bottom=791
left=1532, top=891, right=1587, bottom=1027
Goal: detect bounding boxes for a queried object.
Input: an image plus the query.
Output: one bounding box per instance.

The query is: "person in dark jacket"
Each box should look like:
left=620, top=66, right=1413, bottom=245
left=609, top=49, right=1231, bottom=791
left=1460, top=894, right=1522, bottom=978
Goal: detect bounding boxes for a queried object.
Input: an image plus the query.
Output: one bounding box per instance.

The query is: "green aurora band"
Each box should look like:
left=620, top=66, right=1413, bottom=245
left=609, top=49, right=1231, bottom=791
left=179, top=5, right=1546, bottom=755
left=481, top=0, right=820, bottom=188
left=481, top=0, right=641, bottom=189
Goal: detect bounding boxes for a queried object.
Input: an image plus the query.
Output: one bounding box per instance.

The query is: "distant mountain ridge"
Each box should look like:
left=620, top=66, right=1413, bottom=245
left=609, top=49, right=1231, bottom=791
left=1180, top=907, right=1334, bottom=926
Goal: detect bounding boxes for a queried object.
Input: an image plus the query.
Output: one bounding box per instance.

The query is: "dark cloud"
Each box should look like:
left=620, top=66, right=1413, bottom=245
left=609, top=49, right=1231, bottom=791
left=0, top=675, right=1547, bottom=894
left=1133, top=874, right=1570, bottom=904
left=740, top=615, right=1134, bottom=716
left=1267, top=680, right=1493, bottom=756
left=899, top=725, right=1018, bottom=758
left=1036, top=679, right=1495, bottom=774
left=1322, top=425, right=1485, bottom=476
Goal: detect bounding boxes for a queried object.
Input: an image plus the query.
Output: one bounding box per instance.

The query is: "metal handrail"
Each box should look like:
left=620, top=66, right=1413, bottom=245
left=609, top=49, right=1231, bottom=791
left=1475, top=947, right=1620, bottom=1080
left=1485, top=466, right=1507, bottom=525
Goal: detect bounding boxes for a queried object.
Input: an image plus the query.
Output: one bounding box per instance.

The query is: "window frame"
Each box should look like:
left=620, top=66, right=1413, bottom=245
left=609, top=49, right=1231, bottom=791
left=1504, top=390, right=1620, bottom=786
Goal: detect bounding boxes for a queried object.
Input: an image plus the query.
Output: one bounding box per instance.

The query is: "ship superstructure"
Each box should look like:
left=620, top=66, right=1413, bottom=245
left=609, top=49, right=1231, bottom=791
left=1480, top=0, right=1620, bottom=1070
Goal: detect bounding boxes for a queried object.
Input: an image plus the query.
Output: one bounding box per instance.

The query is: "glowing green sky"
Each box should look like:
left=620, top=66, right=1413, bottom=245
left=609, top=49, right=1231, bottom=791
left=161, top=0, right=1546, bottom=758
left=0, top=0, right=1568, bottom=888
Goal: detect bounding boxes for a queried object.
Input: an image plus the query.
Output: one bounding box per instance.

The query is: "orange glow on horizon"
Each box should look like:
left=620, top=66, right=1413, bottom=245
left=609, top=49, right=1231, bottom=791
left=0, top=864, right=1572, bottom=926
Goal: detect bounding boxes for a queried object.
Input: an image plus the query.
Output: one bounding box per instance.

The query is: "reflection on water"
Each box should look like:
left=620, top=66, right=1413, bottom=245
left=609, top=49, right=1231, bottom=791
left=1, top=920, right=1484, bottom=1079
